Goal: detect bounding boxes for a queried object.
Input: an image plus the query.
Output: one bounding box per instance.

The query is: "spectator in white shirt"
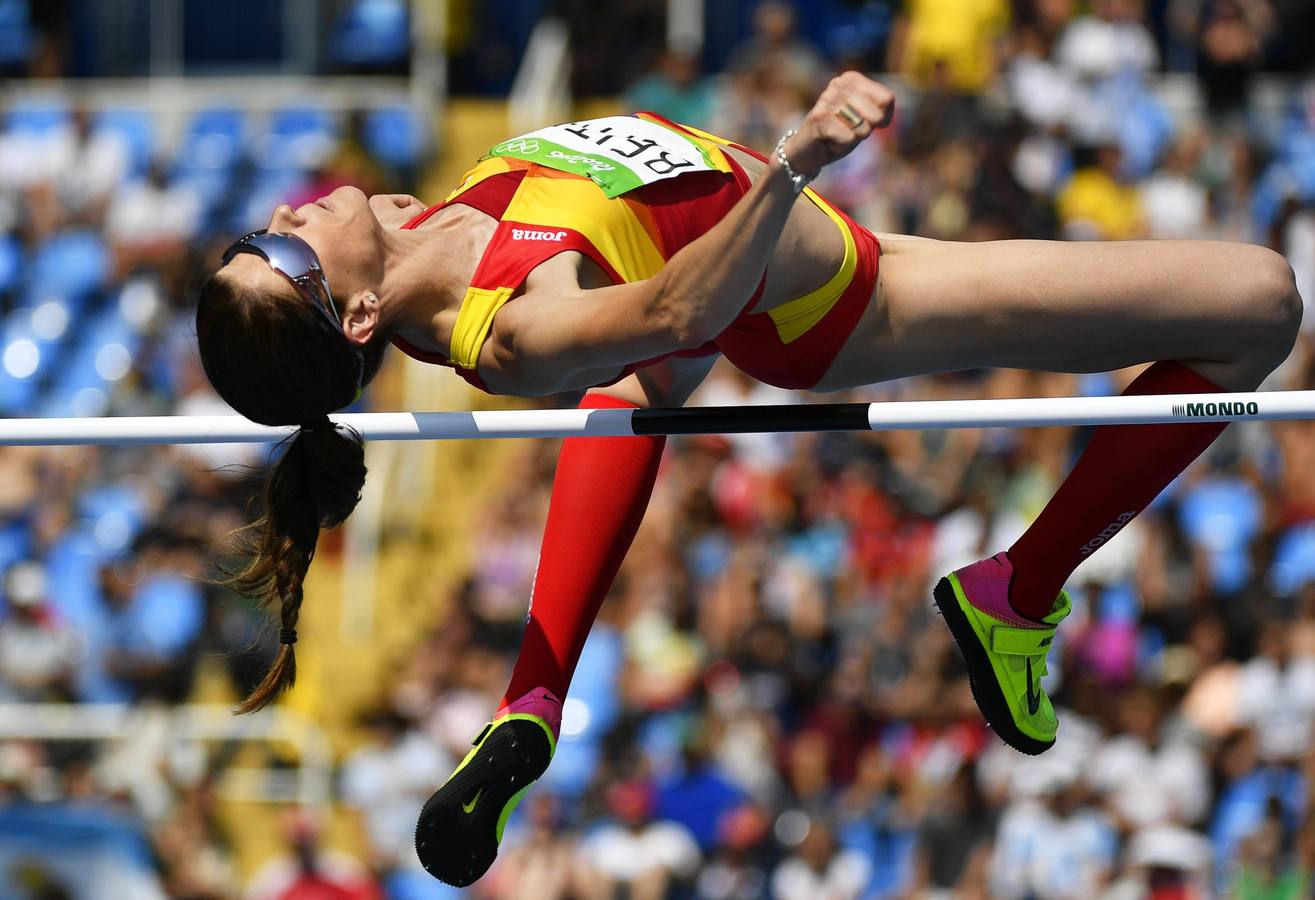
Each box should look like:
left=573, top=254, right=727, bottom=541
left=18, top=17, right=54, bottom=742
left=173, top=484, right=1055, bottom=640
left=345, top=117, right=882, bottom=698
left=989, top=755, right=1119, bottom=899
left=105, top=158, right=202, bottom=291
left=771, top=816, right=871, bottom=900
left=0, top=561, right=80, bottom=702
left=340, top=707, right=452, bottom=869
left=1234, top=618, right=1315, bottom=763
left=1090, top=686, right=1211, bottom=829
left=1141, top=131, right=1212, bottom=239
left=574, top=778, right=702, bottom=899
left=1053, top=0, right=1160, bottom=82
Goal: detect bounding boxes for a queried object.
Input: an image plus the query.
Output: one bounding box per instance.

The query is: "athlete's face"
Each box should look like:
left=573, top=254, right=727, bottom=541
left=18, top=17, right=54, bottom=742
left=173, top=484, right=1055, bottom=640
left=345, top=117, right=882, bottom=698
left=222, top=185, right=386, bottom=345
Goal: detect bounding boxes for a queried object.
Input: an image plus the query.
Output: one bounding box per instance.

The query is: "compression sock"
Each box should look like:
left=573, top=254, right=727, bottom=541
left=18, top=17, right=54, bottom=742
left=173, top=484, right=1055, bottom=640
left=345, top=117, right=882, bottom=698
left=1007, top=361, right=1226, bottom=621
left=500, top=393, right=665, bottom=706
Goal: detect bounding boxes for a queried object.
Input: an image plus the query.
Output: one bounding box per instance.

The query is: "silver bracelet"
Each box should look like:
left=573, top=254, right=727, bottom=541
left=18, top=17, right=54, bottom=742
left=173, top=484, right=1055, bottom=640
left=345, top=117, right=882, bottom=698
left=773, top=128, right=812, bottom=194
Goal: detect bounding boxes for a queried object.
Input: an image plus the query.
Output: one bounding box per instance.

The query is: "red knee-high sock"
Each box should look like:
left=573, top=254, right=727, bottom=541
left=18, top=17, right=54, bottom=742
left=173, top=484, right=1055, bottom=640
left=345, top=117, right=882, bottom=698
left=1007, top=361, right=1226, bottom=620
left=501, top=393, right=664, bottom=706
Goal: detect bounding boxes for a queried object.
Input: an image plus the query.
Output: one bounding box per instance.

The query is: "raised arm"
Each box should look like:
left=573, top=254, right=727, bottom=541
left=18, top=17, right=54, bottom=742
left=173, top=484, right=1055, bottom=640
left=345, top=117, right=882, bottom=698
left=489, top=72, right=895, bottom=394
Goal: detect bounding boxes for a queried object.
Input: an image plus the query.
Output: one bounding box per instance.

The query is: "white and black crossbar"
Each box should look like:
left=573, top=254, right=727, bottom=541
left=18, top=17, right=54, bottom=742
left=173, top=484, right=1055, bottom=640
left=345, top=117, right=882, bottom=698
left=0, top=391, right=1304, bottom=447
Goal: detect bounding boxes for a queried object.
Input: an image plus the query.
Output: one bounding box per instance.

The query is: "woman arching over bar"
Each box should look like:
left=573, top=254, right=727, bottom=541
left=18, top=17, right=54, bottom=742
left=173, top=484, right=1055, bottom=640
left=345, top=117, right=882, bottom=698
left=193, top=72, right=1301, bottom=888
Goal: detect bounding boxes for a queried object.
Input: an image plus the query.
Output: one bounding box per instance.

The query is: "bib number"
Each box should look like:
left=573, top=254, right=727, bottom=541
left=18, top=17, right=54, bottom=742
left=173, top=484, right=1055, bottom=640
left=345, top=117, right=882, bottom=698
left=488, top=116, right=721, bottom=198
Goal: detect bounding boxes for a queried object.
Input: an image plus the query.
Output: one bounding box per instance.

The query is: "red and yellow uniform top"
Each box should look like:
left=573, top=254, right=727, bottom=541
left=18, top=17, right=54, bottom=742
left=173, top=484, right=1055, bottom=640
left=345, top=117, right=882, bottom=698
left=394, top=112, right=880, bottom=392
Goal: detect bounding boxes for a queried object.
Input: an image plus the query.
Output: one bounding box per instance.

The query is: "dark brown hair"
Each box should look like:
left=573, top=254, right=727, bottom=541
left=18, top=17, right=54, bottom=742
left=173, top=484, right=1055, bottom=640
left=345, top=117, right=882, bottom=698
left=195, top=269, right=386, bottom=713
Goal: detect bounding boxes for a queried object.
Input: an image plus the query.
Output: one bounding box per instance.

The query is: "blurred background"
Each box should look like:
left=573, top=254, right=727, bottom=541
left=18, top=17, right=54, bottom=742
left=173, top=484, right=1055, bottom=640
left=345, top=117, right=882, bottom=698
left=0, top=0, right=1314, bottom=897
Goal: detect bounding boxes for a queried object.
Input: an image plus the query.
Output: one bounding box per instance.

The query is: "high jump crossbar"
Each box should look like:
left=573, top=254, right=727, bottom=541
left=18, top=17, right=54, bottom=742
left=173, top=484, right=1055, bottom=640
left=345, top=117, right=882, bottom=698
left=0, top=391, right=1308, bottom=447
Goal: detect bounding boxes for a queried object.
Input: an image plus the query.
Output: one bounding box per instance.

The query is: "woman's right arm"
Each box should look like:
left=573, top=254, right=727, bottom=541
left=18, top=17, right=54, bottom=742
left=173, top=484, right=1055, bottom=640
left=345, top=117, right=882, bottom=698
left=488, top=72, right=895, bottom=395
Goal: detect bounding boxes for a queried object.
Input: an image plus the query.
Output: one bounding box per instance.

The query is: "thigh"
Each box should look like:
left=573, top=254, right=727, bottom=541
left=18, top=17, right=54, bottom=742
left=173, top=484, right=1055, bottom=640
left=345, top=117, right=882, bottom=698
left=816, top=236, right=1279, bottom=390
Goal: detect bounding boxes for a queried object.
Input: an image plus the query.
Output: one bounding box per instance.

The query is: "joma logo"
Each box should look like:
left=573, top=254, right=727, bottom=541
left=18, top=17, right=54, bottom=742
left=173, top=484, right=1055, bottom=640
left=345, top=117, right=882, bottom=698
left=1173, top=401, right=1260, bottom=417
left=1079, top=511, right=1137, bottom=556
left=511, top=229, right=568, bottom=241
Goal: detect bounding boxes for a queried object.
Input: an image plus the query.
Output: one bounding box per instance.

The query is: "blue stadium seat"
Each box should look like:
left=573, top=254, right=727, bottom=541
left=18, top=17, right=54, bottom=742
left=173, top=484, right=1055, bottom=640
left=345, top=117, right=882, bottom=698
left=77, top=483, right=145, bottom=525
left=1269, top=523, right=1315, bottom=596
left=328, top=0, right=410, bottom=67
left=1251, top=162, right=1293, bottom=233
left=0, top=232, right=23, bottom=296
left=260, top=105, right=340, bottom=171
left=1098, top=581, right=1140, bottom=623
left=1178, top=477, right=1262, bottom=594
left=364, top=105, right=426, bottom=170
left=173, top=168, right=234, bottom=233
left=270, top=105, right=338, bottom=137
left=174, top=109, right=246, bottom=228
left=26, top=230, right=109, bottom=305
left=3, top=98, right=70, bottom=135
left=0, top=0, right=34, bottom=68
left=0, top=521, right=30, bottom=578
left=38, top=303, right=139, bottom=419
left=0, top=362, right=39, bottom=415
left=9, top=297, right=73, bottom=381
left=1118, top=92, right=1173, bottom=181
left=1, top=307, right=58, bottom=389
left=1279, top=129, right=1315, bottom=198
left=93, top=109, right=156, bottom=177
left=384, top=869, right=465, bottom=900
left=41, top=525, right=110, bottom=628
left=1210, top=768, right=1305, bottom=888
left=228, top=170, right=308, bottom=233
left=76, top=484, right=147, bottom=555
left=177, top=106, right=247, bottom=173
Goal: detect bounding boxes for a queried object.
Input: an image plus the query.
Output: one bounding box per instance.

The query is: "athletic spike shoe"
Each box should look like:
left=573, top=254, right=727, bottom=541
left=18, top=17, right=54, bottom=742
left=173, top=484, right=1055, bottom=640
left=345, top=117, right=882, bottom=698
left=933, top=552, right=1071, bottom=755
left=415, top=688, right=561, bottom=887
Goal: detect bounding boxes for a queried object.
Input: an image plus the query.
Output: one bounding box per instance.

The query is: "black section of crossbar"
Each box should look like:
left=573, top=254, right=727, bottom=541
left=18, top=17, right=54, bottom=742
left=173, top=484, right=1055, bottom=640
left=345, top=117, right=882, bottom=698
left=632, top=403, right=872, bottom=436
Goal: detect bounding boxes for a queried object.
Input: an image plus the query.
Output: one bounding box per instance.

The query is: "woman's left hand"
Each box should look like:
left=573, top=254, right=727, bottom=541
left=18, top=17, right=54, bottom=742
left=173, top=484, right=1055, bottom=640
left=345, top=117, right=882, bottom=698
left=781, top=71, right=896, bottom=178
left=370, top=193, right=428, bottom=227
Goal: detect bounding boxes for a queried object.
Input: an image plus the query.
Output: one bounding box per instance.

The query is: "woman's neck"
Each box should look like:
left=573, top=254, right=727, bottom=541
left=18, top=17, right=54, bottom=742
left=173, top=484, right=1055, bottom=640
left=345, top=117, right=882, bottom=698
left=376, top=204, right=500, bottom=349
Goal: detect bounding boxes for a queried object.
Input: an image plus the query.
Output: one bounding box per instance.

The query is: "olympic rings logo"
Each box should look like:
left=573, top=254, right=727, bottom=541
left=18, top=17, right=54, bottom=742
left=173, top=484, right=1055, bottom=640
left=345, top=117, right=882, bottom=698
left=498, top=139, right=541, bottom=154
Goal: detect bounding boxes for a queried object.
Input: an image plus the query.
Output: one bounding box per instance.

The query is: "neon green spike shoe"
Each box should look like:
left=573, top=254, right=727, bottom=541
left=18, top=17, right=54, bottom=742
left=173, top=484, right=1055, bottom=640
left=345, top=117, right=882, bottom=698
left=415, top=689, right=560, bottom=887
left=933, top=552, right=1071, bottom=755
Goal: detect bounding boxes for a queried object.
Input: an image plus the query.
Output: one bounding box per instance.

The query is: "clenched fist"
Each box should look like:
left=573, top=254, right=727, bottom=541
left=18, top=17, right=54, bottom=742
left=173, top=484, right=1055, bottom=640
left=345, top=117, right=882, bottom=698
left=780, top=72, right=896, bottom=178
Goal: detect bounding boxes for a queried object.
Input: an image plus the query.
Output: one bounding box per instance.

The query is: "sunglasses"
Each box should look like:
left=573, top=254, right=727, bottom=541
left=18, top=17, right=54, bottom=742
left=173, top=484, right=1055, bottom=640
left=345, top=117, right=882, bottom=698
left=222, top=230, right=343, bottom=332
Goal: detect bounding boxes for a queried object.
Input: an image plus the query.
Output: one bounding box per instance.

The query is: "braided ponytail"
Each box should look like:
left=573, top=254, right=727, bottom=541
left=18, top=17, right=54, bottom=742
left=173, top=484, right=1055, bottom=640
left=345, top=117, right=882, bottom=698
left=195, top=266, right=386, bottom=714
left=224, top=421, right=367, bottom=713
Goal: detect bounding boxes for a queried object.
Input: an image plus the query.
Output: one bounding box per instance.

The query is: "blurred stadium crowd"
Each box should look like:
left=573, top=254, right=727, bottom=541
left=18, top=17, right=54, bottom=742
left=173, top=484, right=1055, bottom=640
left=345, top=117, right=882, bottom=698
left=1, top=0, right=1315, bottom=897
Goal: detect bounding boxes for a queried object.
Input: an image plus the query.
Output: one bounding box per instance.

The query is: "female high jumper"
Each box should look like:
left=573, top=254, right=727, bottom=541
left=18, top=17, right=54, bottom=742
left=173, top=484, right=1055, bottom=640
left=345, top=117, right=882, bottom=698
left=194, top=72, right=1300, bottom=887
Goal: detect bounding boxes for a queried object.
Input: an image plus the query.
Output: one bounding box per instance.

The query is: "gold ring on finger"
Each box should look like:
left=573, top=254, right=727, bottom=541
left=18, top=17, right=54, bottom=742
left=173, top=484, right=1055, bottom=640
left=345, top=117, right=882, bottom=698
left=835, top=104, right=864, bottom=129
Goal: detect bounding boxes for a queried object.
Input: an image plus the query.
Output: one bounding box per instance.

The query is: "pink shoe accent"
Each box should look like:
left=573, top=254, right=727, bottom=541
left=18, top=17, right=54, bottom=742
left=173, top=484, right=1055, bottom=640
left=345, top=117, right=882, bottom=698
left=953, top=552, right=1047, bottom=629
left=495, top=687, right=563, bottom=741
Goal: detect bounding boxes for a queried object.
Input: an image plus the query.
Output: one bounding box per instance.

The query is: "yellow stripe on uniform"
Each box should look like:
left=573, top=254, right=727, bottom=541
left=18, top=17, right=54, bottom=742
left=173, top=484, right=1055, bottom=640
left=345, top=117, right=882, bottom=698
left=450, top=285, right=515, bottom=368
left=767, top=192, right=857, bottom=344
left=503, top=174, right=667, bottom=283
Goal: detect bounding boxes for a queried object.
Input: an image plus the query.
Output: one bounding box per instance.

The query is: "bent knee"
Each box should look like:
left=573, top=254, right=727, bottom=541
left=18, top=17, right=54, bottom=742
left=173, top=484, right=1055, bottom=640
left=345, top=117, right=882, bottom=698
left=1231, top=245, right=1302, bottom=360
left=1257, top=249, right=1302, bottom=351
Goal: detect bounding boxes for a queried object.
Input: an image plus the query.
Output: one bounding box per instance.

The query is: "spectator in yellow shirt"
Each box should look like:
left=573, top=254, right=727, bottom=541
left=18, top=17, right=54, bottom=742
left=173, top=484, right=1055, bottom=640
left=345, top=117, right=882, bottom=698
left=888, top=0, right=1012, bottom=94
left=1057, top=144, right=1146, bottom=240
